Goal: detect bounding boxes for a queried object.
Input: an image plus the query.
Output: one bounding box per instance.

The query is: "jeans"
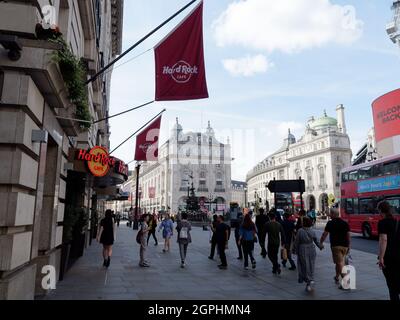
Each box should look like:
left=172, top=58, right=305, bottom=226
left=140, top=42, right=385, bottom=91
left=217, top=242, right=227, bottom=266
left=139, top=235, right=147, bottom=264
left=382, top=261, right=400, bottom=301
left=282, top=243, right=296, bottom=268
left=179, top=243, right=188, bottom=262
left=147, top=229, right=158, bottom=245
left=235, top=236, right=243, bottom=259
left=242, top=240, right=255, bottom=267
left=268, top=243, right=280, bottom=272
left=258, top=231, right=267, bottom=257
left=209, top=236, right=217, bottom=258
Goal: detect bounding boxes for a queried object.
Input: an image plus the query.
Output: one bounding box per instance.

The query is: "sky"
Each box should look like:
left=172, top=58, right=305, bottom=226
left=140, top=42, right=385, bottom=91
left=109, top=0, right=400, bottom=181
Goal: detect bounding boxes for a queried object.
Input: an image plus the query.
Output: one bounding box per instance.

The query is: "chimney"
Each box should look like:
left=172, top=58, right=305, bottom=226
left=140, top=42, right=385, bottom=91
left=336, top=104, right=346, bottom=134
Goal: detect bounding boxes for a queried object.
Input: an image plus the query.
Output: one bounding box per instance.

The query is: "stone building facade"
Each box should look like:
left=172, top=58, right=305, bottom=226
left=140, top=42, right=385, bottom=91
left=246, top=106, right=352, bottom=213
left=135, top=120, right=232, bottom=215
left=0, top=0, right=123, bottom=299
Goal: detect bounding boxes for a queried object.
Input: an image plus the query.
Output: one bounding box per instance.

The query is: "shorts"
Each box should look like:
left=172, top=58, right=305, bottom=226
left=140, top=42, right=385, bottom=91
left=331, top=246, right=349, bottom=265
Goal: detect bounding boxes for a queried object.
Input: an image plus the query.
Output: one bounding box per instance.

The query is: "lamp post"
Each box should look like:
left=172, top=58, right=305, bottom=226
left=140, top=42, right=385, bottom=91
left=208, top=193, right=214, bottom=213
left=244, top=187, right=248, bottom=209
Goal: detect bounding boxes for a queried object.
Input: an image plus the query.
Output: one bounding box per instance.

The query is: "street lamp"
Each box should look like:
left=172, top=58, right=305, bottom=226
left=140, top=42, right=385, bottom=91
left=244, top=187, right=248, bottom=208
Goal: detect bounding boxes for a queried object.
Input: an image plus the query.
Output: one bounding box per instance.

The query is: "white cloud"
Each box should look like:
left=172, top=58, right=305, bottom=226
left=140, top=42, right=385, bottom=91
left=222, top=54, right=273, bottom=77
left=213, top=0, right=363, bottom=54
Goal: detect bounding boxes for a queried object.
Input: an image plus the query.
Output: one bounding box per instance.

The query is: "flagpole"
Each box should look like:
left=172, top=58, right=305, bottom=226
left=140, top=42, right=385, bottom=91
left=134, top=162, right=141, bottom=227
left=109, top=109, right=166, bottom=155
left=85, top=0, right=198, bottom=85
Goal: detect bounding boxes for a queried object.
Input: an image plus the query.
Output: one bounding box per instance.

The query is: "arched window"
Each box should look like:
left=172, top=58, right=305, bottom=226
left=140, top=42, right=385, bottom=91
left=319, top=166, right=326, bottom=187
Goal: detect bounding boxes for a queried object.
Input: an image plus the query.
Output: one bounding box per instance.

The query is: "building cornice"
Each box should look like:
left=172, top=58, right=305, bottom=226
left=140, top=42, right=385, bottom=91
left=111, top=0, right=124, bottom=56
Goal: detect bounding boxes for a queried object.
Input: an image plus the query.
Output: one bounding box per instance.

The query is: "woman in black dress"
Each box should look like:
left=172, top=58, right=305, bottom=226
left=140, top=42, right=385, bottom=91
left=96, top=209, right=116, bottom=268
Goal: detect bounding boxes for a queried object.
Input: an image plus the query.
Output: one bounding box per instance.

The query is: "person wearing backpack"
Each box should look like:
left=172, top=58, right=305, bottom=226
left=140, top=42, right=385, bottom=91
left=377, top=201, right=400, bottom=301
left=176, top=212, right=192, bottom=268
left=138, top=214, right=150, bottom=268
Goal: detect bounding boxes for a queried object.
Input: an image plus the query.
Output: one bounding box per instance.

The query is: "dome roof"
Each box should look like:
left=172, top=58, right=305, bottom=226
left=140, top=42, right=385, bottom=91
left=309, top=111, right=337, bottom=129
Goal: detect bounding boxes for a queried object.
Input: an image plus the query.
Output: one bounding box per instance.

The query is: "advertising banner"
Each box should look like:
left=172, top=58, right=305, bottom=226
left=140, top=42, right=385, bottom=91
left=372, top=89, right=400, bottom=142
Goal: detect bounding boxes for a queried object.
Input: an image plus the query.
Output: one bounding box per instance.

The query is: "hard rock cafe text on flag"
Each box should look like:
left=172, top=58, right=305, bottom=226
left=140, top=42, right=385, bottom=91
left=134, top=116, right=162, bottom=161
left=155, top=1, right=208, bottom=101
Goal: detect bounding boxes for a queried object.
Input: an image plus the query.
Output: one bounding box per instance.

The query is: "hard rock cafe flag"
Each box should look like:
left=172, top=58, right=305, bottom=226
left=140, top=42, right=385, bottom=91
left=134, top=116, right=162, bottom=161
left=155, top=1, right=209, bottom=101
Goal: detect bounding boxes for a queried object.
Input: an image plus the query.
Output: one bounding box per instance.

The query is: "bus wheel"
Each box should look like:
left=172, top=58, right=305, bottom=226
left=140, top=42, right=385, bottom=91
left=362, top=224, right=372, bottom=239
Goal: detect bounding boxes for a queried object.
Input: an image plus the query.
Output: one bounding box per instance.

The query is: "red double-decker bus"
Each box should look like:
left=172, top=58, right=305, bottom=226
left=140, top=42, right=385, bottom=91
left=340, top=154, right=400, bottom=238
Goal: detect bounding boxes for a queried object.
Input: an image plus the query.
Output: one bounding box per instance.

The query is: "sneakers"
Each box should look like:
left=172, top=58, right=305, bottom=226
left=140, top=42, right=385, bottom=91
left=208, top=256, right=214, bottom=260
left=305, top=285, right=312, bottom=292
left=252, top=261, right=256, bottom=269
left=181, top=261, right=186, bottom=268
left=218, top=265, right=228, bottom=270
left=237, top=256, right=243, bottom=260
left=163, top=249, right=166, bottom=253
left=289, top=266, right=296, bottom=271
left=244, top=266, right=249, bottom=270
left=104, top=257, right=110, bottom=268
left=139, top=262, right=150, bottom=268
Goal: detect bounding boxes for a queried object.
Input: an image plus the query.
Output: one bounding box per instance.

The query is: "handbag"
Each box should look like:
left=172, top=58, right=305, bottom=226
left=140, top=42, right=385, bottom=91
left=136, top=230, right=143, bottom=244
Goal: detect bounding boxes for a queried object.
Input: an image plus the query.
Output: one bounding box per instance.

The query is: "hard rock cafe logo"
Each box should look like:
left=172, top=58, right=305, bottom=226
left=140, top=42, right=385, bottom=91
left=162, top=60, right=198, bottom=84
left=77, top=146, right=115, bottom=177
left=139, top=142, right=157, bottom=154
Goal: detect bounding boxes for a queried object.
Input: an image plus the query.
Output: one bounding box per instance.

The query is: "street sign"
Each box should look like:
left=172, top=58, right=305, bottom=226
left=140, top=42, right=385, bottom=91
left=267, top=179, right=305, bottom=193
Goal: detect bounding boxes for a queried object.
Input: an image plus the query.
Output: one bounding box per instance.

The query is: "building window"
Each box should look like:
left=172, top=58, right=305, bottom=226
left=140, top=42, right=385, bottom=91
left=306, top=169, right=313, bottom=188
left=319, top=166, right=326, bottom=187
left=199, top=171, right=206, bottom=186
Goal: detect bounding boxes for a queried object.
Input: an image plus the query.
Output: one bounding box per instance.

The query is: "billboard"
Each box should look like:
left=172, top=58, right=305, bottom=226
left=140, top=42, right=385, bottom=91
left=372, top=89, right=400, bottom=143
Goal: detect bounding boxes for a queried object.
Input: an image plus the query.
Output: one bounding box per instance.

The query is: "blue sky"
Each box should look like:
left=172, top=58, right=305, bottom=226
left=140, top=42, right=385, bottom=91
left=109, top=0, right=400, bottom=181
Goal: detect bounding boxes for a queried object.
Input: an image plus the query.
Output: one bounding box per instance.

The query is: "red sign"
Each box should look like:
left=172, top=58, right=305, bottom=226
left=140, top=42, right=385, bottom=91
left=149, top=187, right=156, bottom=199
left=135, top=116, right=162, bottom=161
left=77, top=146, right=115, bottom=177
left=372, top=89, right=400, bottom=142
left=77, top=146, right=128, bottom=179
left=154, top=1, right=208, bottom=101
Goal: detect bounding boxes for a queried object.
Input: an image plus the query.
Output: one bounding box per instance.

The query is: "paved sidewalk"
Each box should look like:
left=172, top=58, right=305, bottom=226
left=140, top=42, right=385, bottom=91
left=44, top=223, right=389, bottom=300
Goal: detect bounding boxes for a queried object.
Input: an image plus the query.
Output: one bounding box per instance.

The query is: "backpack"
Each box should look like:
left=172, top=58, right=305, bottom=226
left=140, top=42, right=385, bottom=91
left=136, top=229, right=143, bottom=244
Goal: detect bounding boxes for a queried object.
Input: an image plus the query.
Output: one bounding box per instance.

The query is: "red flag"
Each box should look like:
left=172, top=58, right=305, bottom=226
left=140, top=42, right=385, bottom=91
left=155, top=1, right=208, bottom=101
left=134, top=116, right=162, bottom=161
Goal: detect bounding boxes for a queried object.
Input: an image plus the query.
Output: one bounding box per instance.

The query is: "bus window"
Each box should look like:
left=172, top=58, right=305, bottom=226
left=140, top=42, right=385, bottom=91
left=353, top=198, right=359, bottom=214
left=349, top=170, right=358, bottom=181
left=382, top=161, right=400, bottom=176
left=358, top=167, right=372, bottom=180
left=373, top=164, right=382, bottom=177
left=341, top=172, right=349, bottom=183
left=359, top=198, right=376, bottom=214
left=345, top=198, right=354, bottom=214
left=386, top=197, right=400, bottom=215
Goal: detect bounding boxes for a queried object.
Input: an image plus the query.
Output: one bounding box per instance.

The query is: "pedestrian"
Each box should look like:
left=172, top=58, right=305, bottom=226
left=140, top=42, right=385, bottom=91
left=377, top=201, right=400, bottom=301
left=215, top=215, right=230, bottom=270
left=176, top=212, right=192, bottom=268
left=96, top=209, right=116, bottom=268
left=147, top=214, right=158, bottom=246
left=115, top=212, right=121, bottom=227
left=265, top=210, right=285, bottom=274
left=319, top=207, right=351, bottom=288
left=208, top=214, right=219, bottom=260
left=239, top=214, right=257, bottom=270
left=255, top=208, right=269, bottom=258
left=307, top=208, right=317, bottom=226
left=280, top=212, right=296, bottom=270
left=295, top=209, right=306, bottom=231
left=293, top=216, right=323, bottom=292
left=234, top=213, right=244, bottom=260
left=158, top=213, right=174, bottom=253
left=138, top=214, right=150, bottom=267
